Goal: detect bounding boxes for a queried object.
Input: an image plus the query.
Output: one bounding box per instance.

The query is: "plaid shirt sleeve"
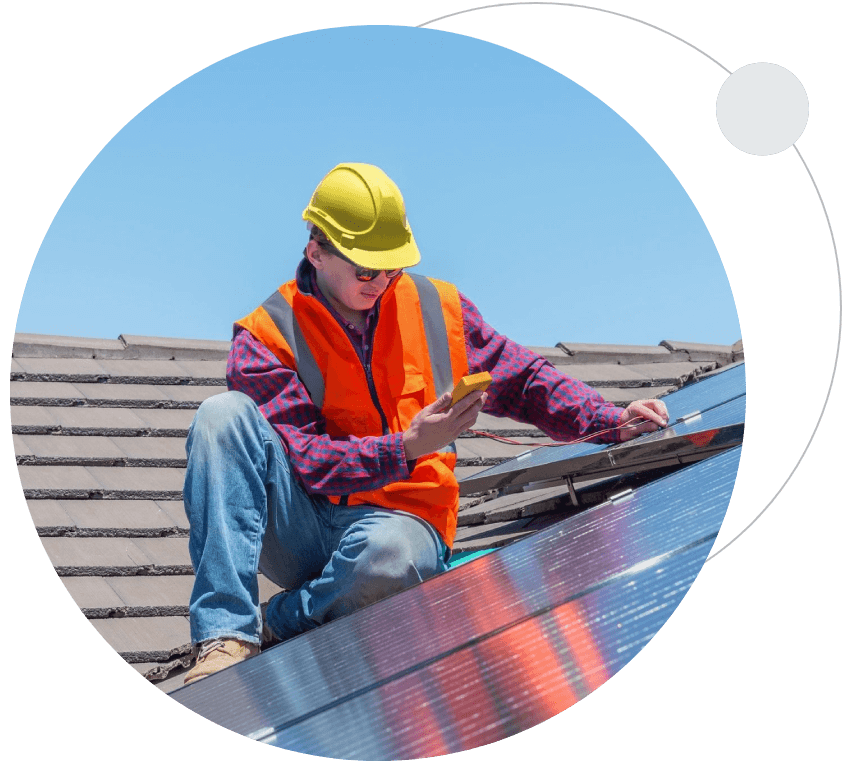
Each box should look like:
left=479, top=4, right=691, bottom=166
left=227, top=328, right=410, bottom=495
left=459, top=292, right=625, bottom=444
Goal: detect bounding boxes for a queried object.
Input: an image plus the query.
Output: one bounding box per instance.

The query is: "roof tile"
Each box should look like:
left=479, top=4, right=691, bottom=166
left=659, top=340, right=734, bottom=363
left=61, top=576, right=126, bottom=609
left=594, top=385, right=676, bottom=403
left=108, top=436, right=187, bottom=461
left=452, top=517, right=535, bottom=551
left=94, top=359, right=191, bottom=378
left=13, top=434, right=34, bottom=455
left=457, top=437, right=551, bottom=461
left=28, top=499, right=76, bottom=527
left=83, top=466, right=186, bottom=492
left=173, top=360, right=228, bottom=378
left=18, top=465, right=103, bottom=490
left=13, top=357, right=110, bottom=376
left=13, top=333, right=126, bottom=359
left=19, top=464, right=185, bottom=494
left=118, top=334, right=230, bottom=361
left=156, top=500, right=189, bottom=528
left=10, top=405, right=59, bottom=427
left=129, top=409, right=196, bottom=430
left=44, top=406, right=149, bottom=430
left=524, top=346, right=573, bottom=364
left=11, top=381, right=85, bottom=400
left=624, top=361, right=717, bottom=380
left=456, top=466, right=489, bottom=483
left=105, top=575, right=194, bottom=607
left=41, top=537, right=154, bottom=568
left=154, top=384, right=226, bottom=402
left=72, top=382, right=176, bottom=401
left=131, top=538, right=191, bottom=567
left=555, top=363, right=652, bottom=384
left=556, top=342, right=678, bottom=365
left=472, top=413, right=538, bottom=432
left=17, top=434, right=126, bottom=459
left=89, top=615, right=190, bottom=656
left=58, top=499, right=181, bottom=530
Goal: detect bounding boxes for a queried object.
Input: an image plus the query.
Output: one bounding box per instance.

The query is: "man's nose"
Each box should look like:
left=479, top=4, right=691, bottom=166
left=373, top=271, right=392, bottom=289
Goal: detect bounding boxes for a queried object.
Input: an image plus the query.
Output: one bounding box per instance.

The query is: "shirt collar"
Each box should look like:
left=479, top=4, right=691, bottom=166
left=297, top=257, right=381, bottom=332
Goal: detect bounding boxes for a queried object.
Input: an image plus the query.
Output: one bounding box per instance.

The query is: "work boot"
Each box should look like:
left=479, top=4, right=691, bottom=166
left=183, top=638, right=259, bottom=685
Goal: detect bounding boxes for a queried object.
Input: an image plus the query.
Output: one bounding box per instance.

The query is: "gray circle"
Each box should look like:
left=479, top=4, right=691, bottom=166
left=716, top=62, right=809, bottom=156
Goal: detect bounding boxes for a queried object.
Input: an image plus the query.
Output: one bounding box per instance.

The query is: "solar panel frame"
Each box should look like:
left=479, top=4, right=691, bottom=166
left=460, top=394, right=745, bottom=494
left=171, top=446, right=741, bottom=756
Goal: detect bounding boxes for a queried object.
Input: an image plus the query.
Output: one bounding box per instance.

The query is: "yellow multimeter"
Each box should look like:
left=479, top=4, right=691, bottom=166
left=450, top=372, right=493, bottom=407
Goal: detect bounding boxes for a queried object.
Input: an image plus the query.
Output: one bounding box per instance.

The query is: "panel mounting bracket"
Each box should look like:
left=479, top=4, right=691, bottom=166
left=565, top=475, right=578, bottom=507
left=677, top=410, right=702, bottom=424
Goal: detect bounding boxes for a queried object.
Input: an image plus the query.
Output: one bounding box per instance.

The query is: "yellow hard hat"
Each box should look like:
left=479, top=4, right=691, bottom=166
left=302, top=163, right=421, bottom=270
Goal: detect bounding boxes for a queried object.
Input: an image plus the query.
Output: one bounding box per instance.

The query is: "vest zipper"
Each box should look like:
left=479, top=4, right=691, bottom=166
left=364, top=357, right=390, bottom=436
left=360, top=302, right=391, bottom=436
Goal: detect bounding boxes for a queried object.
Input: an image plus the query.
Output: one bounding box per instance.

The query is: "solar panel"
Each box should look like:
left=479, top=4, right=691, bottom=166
left=171, top=446, right=740, bottom=757
left=660, top=361, right=745, bottom=419
left=460, top=394, right=744, bottom=494
left=258, top=539, right=715, bottom=758
left=462, top=362, right=746, bottom=478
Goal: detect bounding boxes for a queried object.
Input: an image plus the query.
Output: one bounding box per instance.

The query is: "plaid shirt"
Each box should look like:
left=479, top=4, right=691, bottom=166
left=228, top=265, right=624, bottom=496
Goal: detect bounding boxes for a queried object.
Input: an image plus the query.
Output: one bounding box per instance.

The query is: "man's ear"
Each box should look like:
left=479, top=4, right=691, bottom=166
left=304, top=239, right=324, bottom=270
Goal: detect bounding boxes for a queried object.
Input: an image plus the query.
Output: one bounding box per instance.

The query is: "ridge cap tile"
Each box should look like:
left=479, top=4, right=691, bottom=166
left=12, top=332, right=232, bottom=361
left=13, top=334, right=126, bottom=359
left=659, top=340, right=734, bottom=353
left=119, top=334, right=231, bottom=361
left=557, top=341, right=672, bottom=355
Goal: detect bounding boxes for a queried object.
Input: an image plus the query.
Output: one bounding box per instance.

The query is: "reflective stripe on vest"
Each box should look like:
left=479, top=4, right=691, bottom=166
left=259, top=272, right=455, bottom=409
left=260, top=290, right=326, bottom=408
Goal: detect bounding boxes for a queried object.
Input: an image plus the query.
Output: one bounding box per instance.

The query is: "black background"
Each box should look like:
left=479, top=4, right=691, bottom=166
left=18, top=4, right=845, bottom=757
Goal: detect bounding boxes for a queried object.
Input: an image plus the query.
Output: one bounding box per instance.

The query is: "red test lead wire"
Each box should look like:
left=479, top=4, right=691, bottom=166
left=466, top=416, right=660, bottom=448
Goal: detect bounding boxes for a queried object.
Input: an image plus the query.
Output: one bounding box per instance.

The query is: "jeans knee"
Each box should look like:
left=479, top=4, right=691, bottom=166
left=343, top=528, right=436, bottom=603
left=195, top=390, right=255, bottom=425
left=190, top=391, right=258, bottom=440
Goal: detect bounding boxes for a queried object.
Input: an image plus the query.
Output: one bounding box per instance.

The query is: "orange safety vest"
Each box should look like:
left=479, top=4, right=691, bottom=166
left=235, top=265, right=470, bottom=547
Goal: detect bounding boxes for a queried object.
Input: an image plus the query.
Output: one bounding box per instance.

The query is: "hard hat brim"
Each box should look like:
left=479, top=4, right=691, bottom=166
left=304, top=214, right=422, bottom=270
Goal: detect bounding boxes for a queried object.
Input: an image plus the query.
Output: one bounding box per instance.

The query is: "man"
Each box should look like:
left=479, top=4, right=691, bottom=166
left=183, top=162, right=668, bottom=684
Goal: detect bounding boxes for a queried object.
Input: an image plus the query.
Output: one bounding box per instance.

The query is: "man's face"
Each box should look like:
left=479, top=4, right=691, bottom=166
left=307, top=240, right=398, bottom=314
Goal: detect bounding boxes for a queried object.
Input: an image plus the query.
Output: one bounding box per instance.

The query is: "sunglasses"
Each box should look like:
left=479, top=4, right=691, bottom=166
left=317, top=240, right=403, bottom=282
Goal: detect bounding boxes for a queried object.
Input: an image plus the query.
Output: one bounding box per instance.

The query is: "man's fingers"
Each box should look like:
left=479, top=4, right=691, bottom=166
left=644, top=399, right=669, bottom=425
left=427, top=392, right=453, bottom=415
left=630, top=401, right=666, bottom=427
left=450, top=389, right=487, bottom=415
left=456, top=407, right=483, bottom=434
left=451, top=394, right=486, bottom=434
left=619, top=401, right=668, bottom=440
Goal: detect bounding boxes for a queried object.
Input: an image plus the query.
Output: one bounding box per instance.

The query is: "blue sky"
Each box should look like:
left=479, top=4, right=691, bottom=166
left=16, top=25, right=740, bottom=347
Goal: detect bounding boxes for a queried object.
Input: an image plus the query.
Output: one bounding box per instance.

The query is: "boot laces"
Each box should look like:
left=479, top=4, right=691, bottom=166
left=196, top=639, right=226, bottom=660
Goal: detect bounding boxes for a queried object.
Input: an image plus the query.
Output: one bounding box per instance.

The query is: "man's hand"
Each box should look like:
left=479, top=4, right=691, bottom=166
left=403, top=390, right=488, bottom=461
left=617, top=399, right=669, bottom=442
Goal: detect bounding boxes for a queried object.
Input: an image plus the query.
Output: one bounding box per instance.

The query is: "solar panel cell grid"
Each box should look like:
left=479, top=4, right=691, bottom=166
left=171, top=447, right=740, bottom=756
left=260, top=541, right=715, bottom=757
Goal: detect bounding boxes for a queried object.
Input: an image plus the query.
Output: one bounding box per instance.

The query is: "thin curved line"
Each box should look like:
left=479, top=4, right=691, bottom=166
left=705, top=146, right=842, bottom=561
left=419, top=3, right=843, bottom=561
left=417, top=2, right=731, bottom=73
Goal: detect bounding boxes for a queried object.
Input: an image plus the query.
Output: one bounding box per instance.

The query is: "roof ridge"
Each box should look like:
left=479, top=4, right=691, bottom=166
left=13, top=332, right=231, bottom=360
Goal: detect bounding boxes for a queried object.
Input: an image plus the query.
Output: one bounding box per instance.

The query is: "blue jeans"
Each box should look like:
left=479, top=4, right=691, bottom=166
left=184, top=391, right=450, bottom=646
